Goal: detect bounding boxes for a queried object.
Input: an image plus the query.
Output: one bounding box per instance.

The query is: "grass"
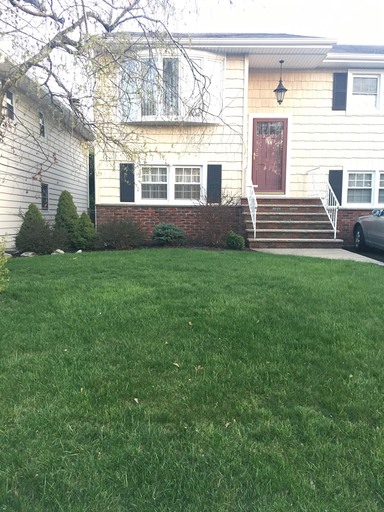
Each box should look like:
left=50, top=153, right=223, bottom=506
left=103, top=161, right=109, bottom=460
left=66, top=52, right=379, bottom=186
left=1, top=248, right=384, bottom=511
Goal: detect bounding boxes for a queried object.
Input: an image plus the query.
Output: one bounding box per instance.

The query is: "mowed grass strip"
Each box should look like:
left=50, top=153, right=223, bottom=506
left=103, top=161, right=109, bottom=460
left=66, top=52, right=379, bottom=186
left=1, top=249, right=383, bottom=511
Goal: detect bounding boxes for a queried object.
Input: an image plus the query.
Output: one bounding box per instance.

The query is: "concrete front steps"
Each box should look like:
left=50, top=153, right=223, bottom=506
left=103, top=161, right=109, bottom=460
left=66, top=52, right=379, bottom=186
left=242, top=197, right=344, bottom=249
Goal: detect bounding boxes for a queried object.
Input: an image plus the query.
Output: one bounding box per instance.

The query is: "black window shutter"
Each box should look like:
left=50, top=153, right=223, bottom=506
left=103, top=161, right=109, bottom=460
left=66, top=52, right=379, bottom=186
left=329, top=170, right=343, bottom=205
left=120, top=163, right=135, bottom=202
left=207, top=164, right=222, bottom=203
left=332, top=73, right=348, bottom=111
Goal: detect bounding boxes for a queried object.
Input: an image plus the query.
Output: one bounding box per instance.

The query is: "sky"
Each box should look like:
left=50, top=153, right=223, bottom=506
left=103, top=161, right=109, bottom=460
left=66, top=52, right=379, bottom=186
left=172, top=0, right=384, bottom=45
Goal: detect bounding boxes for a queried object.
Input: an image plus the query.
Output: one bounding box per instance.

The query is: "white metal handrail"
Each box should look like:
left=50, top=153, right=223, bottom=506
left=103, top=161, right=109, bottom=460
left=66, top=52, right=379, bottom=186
left=246, top=181, right=257, bottom=238
left=306, top=168, right=340, bottom=239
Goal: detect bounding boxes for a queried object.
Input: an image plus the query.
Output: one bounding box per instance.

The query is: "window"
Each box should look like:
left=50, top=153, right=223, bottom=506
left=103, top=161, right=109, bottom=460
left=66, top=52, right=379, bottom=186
left=333, top=72, right=383, bottom=113
left=379, top=173, right=384, bottom=203
left=352, top=75, right=379, bottom=109
left=175, top=167, right=201, bottom=199
left=5, top=91, right=14, bottom=120
left=347, top=173, right=372, bottom=203
left=141, top=167, right=168, bottom=199
left=121, top=51, right=223, bottom=123
left=163, top=58, right=179, bottom=116
left=39, top=112, right=45, bottom=137
left=41, top=183, right=49, bottom=210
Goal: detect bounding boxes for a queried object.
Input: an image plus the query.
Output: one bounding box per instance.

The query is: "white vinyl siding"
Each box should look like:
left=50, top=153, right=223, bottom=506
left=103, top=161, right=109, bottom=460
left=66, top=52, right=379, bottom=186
left=0, top=91, right=90, bottom=249
left=95, top=55, right=245, bottom=205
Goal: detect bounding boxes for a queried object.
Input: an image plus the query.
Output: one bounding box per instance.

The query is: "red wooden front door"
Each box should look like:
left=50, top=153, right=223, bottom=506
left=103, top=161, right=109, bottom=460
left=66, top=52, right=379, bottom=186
left=252, top=119, right=287, bottom=193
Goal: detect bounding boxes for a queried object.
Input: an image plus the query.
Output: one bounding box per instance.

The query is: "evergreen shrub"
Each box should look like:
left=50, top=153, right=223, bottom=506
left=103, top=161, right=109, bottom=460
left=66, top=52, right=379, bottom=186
left=55, top=191, right=79, bottom=248
left=75, top=212, right=96, bottom=250
left=225, top=230, right=245, bottom=250
left=152, top=223, right=185, bottom=246
left=15, top=203, right=54, bottom=254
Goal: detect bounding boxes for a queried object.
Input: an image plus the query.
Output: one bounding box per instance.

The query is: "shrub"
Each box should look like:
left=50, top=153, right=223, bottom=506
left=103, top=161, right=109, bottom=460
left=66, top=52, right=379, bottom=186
left=15, top=203, right=54, bottom=254
left=74, top=212, right=96, bottom=250
left=225, top=230, right=245, bottom=250
left=98, top=219, right=144, bottom=250
left=198, top=191, right=241, bottom=247
left=152, top=223, right=185, bottom=246
left=0, top=239, right=9, bottom=294
left=55, top=191, right=79, bottom=248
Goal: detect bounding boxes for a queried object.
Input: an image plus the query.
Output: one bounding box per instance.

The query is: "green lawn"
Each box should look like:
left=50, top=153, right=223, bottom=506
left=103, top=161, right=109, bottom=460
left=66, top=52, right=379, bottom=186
left=1, top=249, right=384, bottom=511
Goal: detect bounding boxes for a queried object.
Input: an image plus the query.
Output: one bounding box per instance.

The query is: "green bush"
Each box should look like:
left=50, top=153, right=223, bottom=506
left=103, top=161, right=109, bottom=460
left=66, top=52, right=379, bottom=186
left=15, top=203, right=55, bottom=254
left=74, top=212, right=96, bottom=250
left=225, top=230, right=245, bottom=250
left=55, top=191, right=79, bottom=248
left=0, top=239, right=9, bottom=294
left=152, top=223, right=185, bottom=246
left=98, top=219, right=144, bottom=250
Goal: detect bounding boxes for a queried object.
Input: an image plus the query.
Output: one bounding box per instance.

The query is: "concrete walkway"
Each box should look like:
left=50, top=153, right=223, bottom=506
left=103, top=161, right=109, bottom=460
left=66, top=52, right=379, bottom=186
left=254, top=248, right=384, bottom=266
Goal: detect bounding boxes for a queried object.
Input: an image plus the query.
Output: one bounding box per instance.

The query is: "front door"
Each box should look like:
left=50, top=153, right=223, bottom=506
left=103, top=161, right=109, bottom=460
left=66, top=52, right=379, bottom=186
left=252, top=119, right=287, bottom=193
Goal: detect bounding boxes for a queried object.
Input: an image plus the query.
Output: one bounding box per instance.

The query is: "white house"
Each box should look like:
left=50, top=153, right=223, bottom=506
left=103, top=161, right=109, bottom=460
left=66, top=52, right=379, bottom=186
left=0, top=53, right=94, bottom=250
left=94, top=33, right=384, bottom=247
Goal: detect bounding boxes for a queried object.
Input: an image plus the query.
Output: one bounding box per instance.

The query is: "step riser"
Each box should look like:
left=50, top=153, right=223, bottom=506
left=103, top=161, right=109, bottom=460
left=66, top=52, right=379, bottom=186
left=245, top=222, right=332, bottom=230
left=242, top=196, right=344, bottom=249
left=249, top=240, right=344, bottom=249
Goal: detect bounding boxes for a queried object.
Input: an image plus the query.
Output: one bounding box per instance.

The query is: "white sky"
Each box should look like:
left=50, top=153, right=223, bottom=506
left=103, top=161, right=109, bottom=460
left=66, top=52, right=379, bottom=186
left=172, top=0, right=384, bottom=45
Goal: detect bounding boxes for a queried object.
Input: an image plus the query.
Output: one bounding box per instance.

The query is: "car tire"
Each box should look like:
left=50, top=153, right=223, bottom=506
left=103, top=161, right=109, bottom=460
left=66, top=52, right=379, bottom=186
left=354, top=225, right=366, bottom=251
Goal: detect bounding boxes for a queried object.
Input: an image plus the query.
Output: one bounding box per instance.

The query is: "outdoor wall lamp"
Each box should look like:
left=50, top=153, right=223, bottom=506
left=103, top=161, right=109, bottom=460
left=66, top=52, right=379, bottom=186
left=274, top=59, right=288, bottom=105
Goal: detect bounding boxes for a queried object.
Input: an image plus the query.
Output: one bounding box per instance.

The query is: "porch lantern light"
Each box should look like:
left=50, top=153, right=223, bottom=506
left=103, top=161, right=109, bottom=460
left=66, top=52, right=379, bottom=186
left=274, top=60, right=288, bottom=105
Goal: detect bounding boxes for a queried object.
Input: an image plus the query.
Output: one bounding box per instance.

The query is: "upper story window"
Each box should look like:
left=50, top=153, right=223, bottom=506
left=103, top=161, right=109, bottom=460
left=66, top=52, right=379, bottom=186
left=120, top=50, right=224, bottom=124
left=332, top=71, right=383, bottom=114
left=5, top=91, right=14, bottom=120
left=39, top=112, right=46, bottom=137
left=351, top=75, right=379, bottom=109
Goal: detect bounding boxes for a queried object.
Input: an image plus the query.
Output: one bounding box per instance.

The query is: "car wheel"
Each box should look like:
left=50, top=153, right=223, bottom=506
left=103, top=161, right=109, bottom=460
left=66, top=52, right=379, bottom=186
left=354, top=225, right=366, bottom=251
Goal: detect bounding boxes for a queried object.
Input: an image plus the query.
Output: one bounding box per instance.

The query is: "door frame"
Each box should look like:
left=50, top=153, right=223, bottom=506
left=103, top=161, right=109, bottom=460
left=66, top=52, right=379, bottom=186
left=248, top=114, right=291, bottom=195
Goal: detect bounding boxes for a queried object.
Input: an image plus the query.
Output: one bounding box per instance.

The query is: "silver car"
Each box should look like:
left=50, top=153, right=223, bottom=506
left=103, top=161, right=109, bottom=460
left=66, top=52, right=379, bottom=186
left=353, top=209, right=384, bottom=251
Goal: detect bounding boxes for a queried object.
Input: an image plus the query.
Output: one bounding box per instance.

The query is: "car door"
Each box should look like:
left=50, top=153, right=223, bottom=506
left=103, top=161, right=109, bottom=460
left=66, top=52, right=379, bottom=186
left=364, top=210, right=384, bottom=248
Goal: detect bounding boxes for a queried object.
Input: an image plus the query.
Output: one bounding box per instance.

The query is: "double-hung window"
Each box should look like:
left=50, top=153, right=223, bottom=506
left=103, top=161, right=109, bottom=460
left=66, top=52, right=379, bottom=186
left=141, top=166, right=168, bottom=199
left=347, top=172, right=373, bottom=203
left=138, top=165, right=203, bottom=202
left=352, top=75, right=379, bottom=109
left=175, top=167, right=201, bottom=199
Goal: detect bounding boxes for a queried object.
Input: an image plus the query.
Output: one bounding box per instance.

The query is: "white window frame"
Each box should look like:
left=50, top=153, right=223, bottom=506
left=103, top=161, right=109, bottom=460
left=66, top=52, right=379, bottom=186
left=141, top=166, right=168, bottom=200
left=174, top=166, right=202, bottom=200
left=136, top=164, right=205, bottom=205
left=345, top=170, right=384, bottom=207
left=120, top=50, right=224, bottom=124
left=347, top=70, right=383, bottom=115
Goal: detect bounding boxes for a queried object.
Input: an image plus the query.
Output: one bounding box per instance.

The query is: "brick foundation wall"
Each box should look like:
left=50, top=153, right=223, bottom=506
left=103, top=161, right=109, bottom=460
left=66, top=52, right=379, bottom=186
left=338, top=209, right=372, bottom=245
left=96, top=204, right=246, bottom=244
